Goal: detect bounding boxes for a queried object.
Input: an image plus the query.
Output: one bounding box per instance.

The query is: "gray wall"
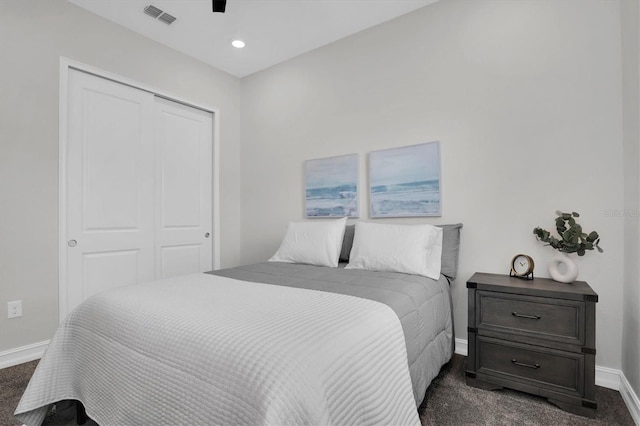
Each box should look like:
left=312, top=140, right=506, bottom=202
left=0, top=0, right=243, bottom=351
left=241, top=0, right=626, bottom=370
left=622, top=0, right=640, bottom=399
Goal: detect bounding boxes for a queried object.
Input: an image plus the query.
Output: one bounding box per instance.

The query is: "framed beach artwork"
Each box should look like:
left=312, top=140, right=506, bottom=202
left=369, top=141, right=441, bottom=218
left=305, top=153, right=359, bottom=218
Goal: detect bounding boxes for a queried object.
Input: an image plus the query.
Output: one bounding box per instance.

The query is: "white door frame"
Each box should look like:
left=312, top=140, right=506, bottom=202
left=58, top=57, right=221, bottom=322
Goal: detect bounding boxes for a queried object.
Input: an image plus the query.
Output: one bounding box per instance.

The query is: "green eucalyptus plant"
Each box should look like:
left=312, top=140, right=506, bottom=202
left=533, top=211, right=603, bottom=256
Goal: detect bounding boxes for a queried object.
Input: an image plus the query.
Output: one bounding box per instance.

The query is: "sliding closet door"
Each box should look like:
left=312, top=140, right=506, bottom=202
left=66, top=69, right=156, bottom=312
left=64, top=69, right=214, bottom=316
left=154, top=98, right=212, bottom=278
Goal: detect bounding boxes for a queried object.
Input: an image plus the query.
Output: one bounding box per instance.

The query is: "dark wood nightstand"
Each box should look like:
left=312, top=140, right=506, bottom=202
left=465, top=272, right=598, bottom=418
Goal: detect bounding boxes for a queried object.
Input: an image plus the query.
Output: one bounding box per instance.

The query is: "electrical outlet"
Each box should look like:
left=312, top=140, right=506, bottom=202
left=8, top=300, right=22, bottom=319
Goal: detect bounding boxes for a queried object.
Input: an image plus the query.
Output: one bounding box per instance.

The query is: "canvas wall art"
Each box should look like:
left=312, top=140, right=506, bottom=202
left=369, top=142, right=441, bottom=217
left=305, top=153, right=359, bottom=218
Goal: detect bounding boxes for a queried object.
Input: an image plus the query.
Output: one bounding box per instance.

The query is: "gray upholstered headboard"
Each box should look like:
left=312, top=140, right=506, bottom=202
left=339, top=223, right=463, bottom=280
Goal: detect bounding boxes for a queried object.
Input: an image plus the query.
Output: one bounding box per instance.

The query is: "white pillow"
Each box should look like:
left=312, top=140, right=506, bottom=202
left=345, top=222, right=443, bottom=279
left=269, top=217, right=347, bottom=267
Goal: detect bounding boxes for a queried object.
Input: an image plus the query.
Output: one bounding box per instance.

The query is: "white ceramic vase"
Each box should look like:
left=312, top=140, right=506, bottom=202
left=548, top=252, right=579, bottom=283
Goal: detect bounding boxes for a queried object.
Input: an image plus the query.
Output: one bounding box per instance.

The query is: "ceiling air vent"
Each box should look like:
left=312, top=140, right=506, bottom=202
left=143, top=5, right=177, bottom=25
left=157, top=12, right=177, bottom=25
left=143, top=5, right=162, bottom=18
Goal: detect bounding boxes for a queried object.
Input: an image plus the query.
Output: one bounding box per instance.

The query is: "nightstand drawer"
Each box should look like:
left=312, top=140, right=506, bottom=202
left=476, top=291, right=584, bottom=345
left=476, top=336, right=583, bottom=395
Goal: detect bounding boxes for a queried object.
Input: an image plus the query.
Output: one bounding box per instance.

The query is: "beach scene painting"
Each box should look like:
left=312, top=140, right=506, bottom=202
left=369, top=142, right=441, bottom=217
left=305, top=153, right=359, bottom=218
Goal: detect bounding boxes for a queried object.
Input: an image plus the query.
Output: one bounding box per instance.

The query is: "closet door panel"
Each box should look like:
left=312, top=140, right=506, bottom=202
left=154, top=98, right=213, bottom=278
left=66, top=69, right=155, bottom=313
left=83, top=91, right=144, bottom=230
left=160, top=109, right=201, bottom=227
left=160, top=244, right=202, bottom=278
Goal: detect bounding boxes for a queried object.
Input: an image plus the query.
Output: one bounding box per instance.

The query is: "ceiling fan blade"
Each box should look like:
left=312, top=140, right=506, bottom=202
left=212, top=0, right=226, bottom=13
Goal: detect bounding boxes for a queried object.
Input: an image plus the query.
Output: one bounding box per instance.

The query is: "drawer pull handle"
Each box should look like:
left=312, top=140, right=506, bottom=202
left=512, top=312, right=541, bottom=320
left=511, top=359, right=540, bottom=369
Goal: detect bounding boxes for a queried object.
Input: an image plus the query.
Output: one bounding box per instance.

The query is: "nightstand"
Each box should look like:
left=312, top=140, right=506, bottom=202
left=465, top=272, right=598, bottom=418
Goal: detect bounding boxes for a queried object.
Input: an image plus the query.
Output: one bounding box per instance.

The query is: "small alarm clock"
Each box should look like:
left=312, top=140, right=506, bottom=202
left=510, top=254, right=534, bottom=280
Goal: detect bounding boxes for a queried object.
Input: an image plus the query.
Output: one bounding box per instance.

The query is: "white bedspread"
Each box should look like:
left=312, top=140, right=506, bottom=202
left=15, top=273, right=420, bottom=426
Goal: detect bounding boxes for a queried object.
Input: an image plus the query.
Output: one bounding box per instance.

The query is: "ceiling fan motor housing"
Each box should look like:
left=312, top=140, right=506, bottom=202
left=213, top=0, right=226, bottom=13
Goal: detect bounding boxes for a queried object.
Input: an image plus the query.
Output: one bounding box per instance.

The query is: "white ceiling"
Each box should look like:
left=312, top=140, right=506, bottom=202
left=68, top=0, right=439, bottom=78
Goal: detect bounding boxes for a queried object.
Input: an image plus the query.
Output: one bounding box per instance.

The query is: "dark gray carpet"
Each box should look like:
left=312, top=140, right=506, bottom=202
left=419, top=355, right=635, bottom=425
left=1, top=360, right=38, bottom=426
left=1, top=355, right=635, bottom=425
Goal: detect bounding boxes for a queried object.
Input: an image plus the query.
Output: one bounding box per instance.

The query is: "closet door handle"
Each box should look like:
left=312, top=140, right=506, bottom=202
left=68, top=239, right=77, bottom=247
left=204, top=233, right=210, bottom=238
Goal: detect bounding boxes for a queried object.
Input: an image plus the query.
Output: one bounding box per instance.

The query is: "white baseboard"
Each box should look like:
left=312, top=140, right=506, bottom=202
left=596, top=365, right=623, bottom=390
left=598, top=366, right=640, bottom=425
left=0, top=340, right=49, bottom=370
left=455, top=338, right=639, bottom=424
left=619, top=371, right=640, bottom=425
left=454, top=338, right=468, bottom=356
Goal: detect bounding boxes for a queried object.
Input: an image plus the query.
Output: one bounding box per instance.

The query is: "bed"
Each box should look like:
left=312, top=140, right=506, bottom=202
left=15, top=221, right=462, bottom=426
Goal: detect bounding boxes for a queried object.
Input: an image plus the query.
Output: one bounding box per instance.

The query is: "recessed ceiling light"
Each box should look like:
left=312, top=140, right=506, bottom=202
left=231, top=40, right=246, bottom=49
